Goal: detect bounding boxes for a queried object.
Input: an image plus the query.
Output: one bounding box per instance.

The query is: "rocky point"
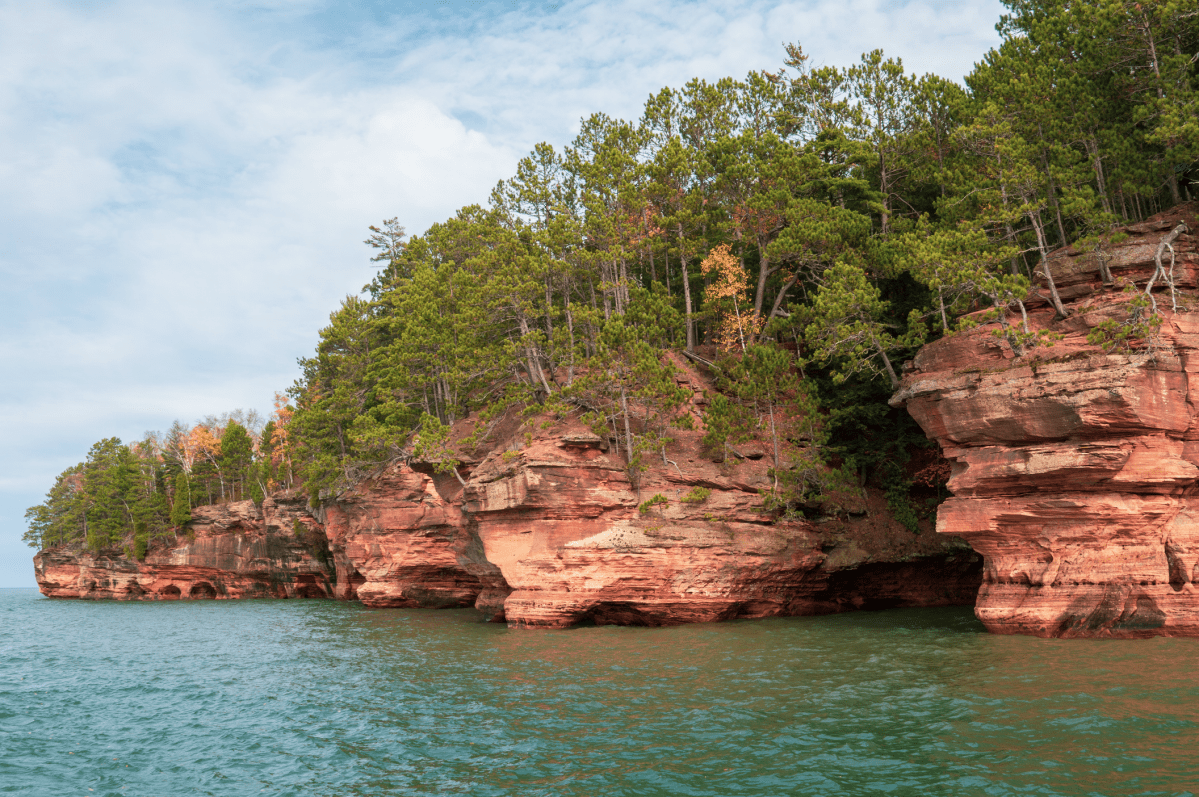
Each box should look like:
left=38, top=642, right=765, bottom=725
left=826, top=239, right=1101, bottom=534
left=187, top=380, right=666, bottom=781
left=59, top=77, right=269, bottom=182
left=893, top=202, right=1199, bottom=638
left=35, top=353, right=980, bottom=626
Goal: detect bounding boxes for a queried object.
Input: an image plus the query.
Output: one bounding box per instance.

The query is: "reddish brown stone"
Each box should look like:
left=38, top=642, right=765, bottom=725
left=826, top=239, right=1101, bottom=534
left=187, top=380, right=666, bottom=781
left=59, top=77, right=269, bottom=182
left=35, top=360, right=981, bottom=625
left=33, top=494, right=334, bottom=601
left=893, top=202, right=1199, bottom=637
left=319, top=464, right=489, bottom=609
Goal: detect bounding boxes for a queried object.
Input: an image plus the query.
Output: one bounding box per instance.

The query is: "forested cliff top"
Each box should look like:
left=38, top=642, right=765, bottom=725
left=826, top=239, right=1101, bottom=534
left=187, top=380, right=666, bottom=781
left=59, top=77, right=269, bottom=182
left=26, top=0, right=1199, bottom=557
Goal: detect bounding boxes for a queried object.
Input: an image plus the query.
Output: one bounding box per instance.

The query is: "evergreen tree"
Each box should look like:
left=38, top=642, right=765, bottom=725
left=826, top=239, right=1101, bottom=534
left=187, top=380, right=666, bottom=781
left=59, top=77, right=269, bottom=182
left=219, top=421, right=253, bottom=501
left=29, top=5, right=1199, bottom=535
left=171, top=472, right=192, bottom=529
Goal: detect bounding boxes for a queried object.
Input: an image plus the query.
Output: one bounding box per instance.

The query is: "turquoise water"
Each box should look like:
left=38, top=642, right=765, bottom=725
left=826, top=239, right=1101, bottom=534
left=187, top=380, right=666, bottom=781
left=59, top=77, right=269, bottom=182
left=2, top=589, right=1197, bottom=797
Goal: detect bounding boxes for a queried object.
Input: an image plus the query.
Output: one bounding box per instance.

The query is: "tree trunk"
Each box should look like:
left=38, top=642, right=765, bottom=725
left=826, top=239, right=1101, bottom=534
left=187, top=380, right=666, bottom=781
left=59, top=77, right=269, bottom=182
left=565, top=293, right=575, bottom=386
left=1086, top=134, right=1112, bottom=215
left=601, top=261, right=613, bottom=321
left=767, top=398, right=779, bottom=491
left=663, top=242, right=671, bottom=297
left=1031, top=210, right=1068, bottom=318
left=879, top=151, right=890, bottom=235
left=619, top=379, right=637, bottom=490
left=678, top=224, right=695, bottom=352
left=623, top=255, right=632, bottom=308
left=874, top=337, right=899, bottom=389
left=753, top=231, right=770, bottom=318
left=1040, top=140, right=1068, bottom=248
left=518, top=314, right=553, bottom=396
left=768, top=274, right=798, bottom=322
left=1141, top=9, right=1182, bottom=204
left=1145, top=222, right=1191, bottom=314
left=1000, top=181, right=1021, bottom=277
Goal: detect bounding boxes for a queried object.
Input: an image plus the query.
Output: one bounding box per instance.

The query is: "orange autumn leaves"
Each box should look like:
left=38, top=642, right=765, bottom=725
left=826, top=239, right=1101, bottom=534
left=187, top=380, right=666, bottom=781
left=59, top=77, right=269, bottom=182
left=700, top=244, right=766, bottom=352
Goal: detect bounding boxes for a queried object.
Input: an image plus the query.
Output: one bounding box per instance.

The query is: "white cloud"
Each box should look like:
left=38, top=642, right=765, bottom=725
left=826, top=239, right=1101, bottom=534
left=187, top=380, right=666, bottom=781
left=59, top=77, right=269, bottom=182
left=0, top=0, right=1003, bottom=586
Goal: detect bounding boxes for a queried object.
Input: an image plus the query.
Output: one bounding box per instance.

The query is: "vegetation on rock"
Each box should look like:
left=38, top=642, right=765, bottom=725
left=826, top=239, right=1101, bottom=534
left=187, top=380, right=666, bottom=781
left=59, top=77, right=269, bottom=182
left=26, top=0, right=1199, bottom=550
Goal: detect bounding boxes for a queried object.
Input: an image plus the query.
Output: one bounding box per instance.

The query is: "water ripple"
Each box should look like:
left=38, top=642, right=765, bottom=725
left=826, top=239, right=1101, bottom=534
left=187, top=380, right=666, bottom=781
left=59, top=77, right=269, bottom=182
left=2, top=590, right=1199, bottom=796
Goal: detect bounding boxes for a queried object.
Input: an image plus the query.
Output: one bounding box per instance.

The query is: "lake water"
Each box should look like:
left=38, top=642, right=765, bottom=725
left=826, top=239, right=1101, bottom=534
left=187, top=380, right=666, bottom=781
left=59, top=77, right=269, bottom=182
left=2, top=589, right=1198, bottom=796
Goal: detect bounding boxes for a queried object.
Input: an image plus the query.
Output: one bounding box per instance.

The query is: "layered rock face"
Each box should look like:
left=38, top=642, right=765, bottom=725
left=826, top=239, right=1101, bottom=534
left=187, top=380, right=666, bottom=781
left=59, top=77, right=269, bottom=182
left=37, top=357, right=982, bottom=626
left=319, top=465, right=498, bottom=609
left=33, top=494, right=334, bottom=600
left=893, top=203, right=1199, bottom=638
left=460, top=413, right=978, bottom=628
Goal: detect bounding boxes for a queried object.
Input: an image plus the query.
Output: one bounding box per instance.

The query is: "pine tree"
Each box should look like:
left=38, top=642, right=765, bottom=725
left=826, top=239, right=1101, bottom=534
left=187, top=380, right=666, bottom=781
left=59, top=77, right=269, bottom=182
left=220, top=421, right=254, bottom=501
left=171, top=472, right=192, bottom=529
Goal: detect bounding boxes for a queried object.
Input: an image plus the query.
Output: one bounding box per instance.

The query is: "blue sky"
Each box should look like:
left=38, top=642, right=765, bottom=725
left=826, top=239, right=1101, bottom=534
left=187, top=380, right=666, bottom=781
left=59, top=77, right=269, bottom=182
left=0, top=0, right=1004, bottom=587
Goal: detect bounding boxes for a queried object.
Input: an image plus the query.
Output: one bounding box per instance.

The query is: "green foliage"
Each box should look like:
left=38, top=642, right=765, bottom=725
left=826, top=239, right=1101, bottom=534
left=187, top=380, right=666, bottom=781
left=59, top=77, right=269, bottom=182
left=411, top=412, right=465, bottom=484
left=25, top=437, right=177, bottom=552
left=807, top=366, right=936, bottom=531
left=249, top=476, right=265, bottom=506
left=34, top=3, right=1199, bottom=538
left=638, top=494, right=669, bottom=515
left=133, top=521, right=149, bottom=561
left=571, top=287, right=690, bottom=489
left=804, top=262, right=925, bottom=388
left=679, top=487, right=711, bottom=504
left=1086, top=290, right=1163, bottom=352
left=884, top=477, right=922, bottom=534
left=170, top=472, right=192, bottom=529
left=700, top=392, right=753, bottom=462
left=276, top=14, right=1196, bottom=509
left=220, top=422, right=254, bottom=501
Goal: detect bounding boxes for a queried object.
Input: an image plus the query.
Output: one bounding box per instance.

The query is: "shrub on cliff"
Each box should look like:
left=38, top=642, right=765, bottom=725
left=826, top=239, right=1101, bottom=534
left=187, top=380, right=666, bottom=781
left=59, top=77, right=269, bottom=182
left=133, top=521, right=149, bottom=561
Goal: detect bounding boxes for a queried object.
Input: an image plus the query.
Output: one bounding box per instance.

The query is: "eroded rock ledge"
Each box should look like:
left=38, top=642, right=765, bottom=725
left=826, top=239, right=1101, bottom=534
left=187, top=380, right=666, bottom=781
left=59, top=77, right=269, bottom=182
left=892, top=202, right=1199, bottom=638
left=34, top=360, right=980, bottom=627
left=34, top=494, right=334, bottom=601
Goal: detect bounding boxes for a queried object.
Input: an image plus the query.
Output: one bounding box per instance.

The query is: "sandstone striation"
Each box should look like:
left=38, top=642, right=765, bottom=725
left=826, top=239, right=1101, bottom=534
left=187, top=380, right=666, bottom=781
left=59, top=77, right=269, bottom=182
left=33, top=494, right=334, bottom=600
left=318, top=464, right=493, bottom=609
left=36, top=352, right=981, bottom=627
left=893, top=202, right=1199, bottom=637
left=460, top=411, right=977, bottom=628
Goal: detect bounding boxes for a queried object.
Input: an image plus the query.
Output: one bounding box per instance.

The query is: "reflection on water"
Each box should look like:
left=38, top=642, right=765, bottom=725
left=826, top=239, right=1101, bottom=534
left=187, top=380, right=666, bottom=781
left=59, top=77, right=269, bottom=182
left=1, top=589, right=1197, bottom=796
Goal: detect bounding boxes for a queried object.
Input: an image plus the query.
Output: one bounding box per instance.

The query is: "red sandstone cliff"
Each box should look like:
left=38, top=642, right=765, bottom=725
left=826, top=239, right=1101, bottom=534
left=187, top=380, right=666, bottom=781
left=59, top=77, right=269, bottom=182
left=893, top=203, right=1199, bottom=638
left=35, top=357, right=979, bottom=626
left=33, top=493, right=333, bottom=600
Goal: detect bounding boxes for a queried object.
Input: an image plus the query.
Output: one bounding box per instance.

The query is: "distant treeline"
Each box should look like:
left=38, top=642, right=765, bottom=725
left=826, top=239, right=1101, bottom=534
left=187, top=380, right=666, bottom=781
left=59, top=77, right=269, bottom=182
left=24, top=408, right=296, bottom=554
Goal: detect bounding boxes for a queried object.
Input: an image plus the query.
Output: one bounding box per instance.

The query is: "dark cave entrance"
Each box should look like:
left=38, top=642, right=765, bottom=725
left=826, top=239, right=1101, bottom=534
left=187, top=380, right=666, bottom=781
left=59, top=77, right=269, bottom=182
left=189, top=582, right=217, bottom=600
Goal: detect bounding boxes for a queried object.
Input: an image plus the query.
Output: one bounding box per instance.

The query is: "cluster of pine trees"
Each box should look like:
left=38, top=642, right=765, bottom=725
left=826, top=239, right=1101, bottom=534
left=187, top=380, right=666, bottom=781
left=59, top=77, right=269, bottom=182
left=25, top=1, right=1199, bottom=550
left=284, top=2, right=1198, bottom=502
left=23, top=409, right=297, bottom=554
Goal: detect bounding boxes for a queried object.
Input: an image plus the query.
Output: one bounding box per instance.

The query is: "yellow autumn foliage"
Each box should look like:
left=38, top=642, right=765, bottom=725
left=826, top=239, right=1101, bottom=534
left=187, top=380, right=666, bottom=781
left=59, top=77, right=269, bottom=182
left=700, top=244, right=763, bottom=352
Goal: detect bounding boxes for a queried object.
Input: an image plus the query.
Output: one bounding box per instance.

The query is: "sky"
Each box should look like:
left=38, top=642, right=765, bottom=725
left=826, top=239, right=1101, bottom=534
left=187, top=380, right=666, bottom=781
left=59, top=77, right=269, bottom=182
left=0, top=0, right=1005, bottom=588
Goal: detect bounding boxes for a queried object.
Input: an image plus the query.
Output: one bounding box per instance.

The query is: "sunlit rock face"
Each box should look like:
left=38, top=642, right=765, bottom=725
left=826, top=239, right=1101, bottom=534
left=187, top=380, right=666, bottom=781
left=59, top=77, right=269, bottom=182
left=318, top=464, right=493, bottom=610
left=448, top=353, right=979, bottom=628
left=892, top=203, right=1199, bottom=638
left=35, top=356, right=983, bottom=627
left=33, top=495, right=335, bottom=601
left=460, top=415, right=980, bottom=629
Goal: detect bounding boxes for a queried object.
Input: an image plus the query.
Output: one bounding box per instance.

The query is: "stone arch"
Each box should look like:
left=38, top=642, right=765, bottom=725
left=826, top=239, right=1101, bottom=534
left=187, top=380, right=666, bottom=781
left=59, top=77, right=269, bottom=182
left=189, top=582, right=217, bottom=600
left=159, top=585, right=181, bottom=600
left=579, top=602, right=654, bottom=626
left=296, top=584, right=326, bottom=599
